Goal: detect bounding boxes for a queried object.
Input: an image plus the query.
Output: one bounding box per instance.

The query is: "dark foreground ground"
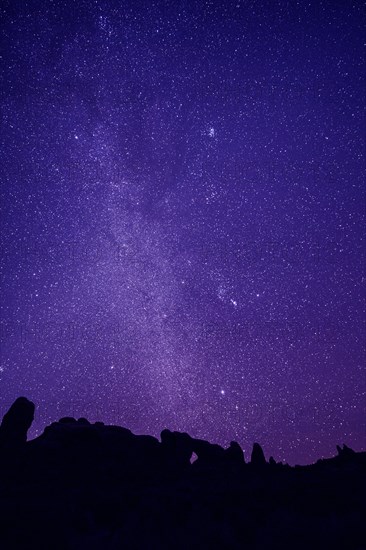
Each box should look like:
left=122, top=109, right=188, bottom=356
left=0, top=397, right=365, bottom=549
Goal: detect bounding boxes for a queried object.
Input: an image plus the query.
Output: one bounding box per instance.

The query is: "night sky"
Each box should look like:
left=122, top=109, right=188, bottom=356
left=0, top=0, right=365, bottom=465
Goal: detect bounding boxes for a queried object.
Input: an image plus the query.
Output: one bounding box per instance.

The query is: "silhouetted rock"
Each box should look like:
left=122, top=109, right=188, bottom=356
left=77, top=417, right=90, bottom=425
left=333, top=443, right=357, bottom=467
left=59, top=417, right=77, bottom=423
left=161, top=429, right=193, bottom=470
left=192, top=438, right=226, bottom=466
left=225, top=441, right=245, bottom=464
left=251, top=442, right=266, bottom=466
left=0, top=397, right=365, bottom=550
left=0, top=397, right=35, bottom=448
left=341, top=443, right=356, bottom=455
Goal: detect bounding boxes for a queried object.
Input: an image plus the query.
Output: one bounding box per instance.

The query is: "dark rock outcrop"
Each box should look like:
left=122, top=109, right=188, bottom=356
left=225, top=441, right=245, bottom=464
left=191, top=438, right=226, bottom=466
left=251, top=442, right=266, bottom=466
left=0, top=396, right=35, bottom=448
left=59, top=416, right=77, bottom=424
left=0, top=397, right=365, bottom=550
left=337, top=443, right=356, bottom=459
left=161, top=429, right=193, bottom=470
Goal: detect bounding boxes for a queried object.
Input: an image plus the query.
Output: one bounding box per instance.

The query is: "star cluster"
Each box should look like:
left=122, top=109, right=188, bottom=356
left=0, top=0, right=365, bottom=464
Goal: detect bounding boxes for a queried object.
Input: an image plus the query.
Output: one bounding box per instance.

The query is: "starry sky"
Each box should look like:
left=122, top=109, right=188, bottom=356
left=0, top=0, right=365, bottom=465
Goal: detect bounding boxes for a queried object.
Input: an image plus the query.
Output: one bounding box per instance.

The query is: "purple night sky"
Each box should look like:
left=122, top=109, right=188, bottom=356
left=0, top=0, right=365, bottom=465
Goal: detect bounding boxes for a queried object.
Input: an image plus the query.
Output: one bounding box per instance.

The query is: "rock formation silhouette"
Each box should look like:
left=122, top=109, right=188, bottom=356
left=0, top=396, right=34, bottom=449
left=250, top=441, right=266, bottom=466
left=0, top=397, right=365, bottom=549
left=225, top=440, right=245, bottom=464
